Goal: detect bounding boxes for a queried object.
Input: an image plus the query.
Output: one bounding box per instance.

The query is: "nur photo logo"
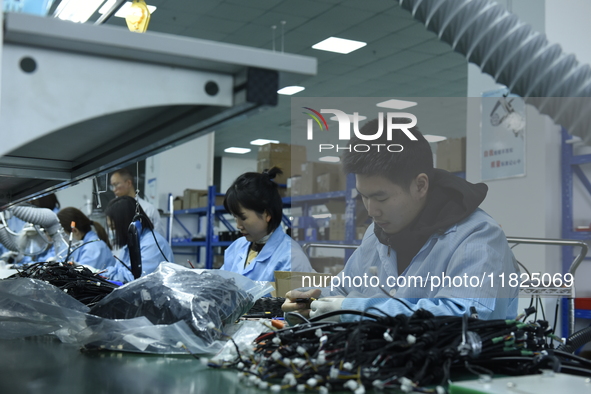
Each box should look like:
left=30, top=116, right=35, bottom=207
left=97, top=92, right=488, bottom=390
left=303, top=108, right=418, bottom=153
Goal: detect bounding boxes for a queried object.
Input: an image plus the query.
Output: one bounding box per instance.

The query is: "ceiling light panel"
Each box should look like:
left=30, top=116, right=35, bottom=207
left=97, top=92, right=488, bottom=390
left=312, top=37, right=367, bottom=54
left=250, top=139, right=280, bottom=146
left=278, top=86, right=305, bottom=95
left=376, top=99, right=418, bottom=110
left=224, top=147, right=251, bottom=154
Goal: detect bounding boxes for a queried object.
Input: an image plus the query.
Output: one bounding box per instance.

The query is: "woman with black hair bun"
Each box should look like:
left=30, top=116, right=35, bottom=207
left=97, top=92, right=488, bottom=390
left=221, top=167, right=315, bottom=283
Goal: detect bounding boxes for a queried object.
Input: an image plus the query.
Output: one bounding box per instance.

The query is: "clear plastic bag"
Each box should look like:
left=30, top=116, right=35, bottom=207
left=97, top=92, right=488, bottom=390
left=0, top=263, right=273, bottom=354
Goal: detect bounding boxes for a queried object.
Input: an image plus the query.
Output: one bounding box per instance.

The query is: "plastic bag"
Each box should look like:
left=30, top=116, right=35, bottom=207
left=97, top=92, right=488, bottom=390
left=89, top=263, right=269, bottom=345
left=0, top=263, right=273, bottom=354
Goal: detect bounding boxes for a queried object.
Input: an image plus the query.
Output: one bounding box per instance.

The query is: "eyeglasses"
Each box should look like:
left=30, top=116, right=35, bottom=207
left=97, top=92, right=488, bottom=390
left=109, top=182, right=122, bottom=191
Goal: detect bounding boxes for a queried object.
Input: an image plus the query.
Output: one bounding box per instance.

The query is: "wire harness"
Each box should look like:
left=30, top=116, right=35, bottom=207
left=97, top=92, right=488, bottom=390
left=8, top=261, right=118, bottom=307
left=211, top=308, right=591, bottom=393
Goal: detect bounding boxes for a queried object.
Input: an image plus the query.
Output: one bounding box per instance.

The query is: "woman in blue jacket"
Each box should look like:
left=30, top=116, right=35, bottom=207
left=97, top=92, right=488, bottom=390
left=57, top=207, right=115, bottom=270
left=102, top=196, right=174, bottom=283
left=221, top=167, right=314, bottom=283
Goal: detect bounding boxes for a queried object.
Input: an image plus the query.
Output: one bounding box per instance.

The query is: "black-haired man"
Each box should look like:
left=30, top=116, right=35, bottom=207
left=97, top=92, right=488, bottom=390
left=284, top=119, right=519, bottom=321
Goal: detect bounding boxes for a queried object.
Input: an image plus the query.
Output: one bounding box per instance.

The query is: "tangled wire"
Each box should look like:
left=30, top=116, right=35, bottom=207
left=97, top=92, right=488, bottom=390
left=210, top=308, right=591, bottom=393
left=8, top=261, right=118, bottom=307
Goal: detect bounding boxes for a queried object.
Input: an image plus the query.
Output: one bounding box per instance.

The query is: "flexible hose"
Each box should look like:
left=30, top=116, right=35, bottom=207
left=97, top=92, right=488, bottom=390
left=10, top=206, right=61, bottom=236
left=557, top=325, right=591, bottom=353
left=399, top=0, right=591, bottom=144
left=0, top=224, right=19, bottom=252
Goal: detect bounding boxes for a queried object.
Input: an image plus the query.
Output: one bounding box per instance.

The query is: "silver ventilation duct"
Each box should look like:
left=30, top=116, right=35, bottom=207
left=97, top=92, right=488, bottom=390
left=399, top=0, right=591, bottom=144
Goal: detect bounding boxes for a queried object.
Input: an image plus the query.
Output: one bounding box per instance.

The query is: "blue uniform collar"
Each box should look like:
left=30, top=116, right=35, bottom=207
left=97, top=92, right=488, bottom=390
left=240, top=227, right=284, bottom=274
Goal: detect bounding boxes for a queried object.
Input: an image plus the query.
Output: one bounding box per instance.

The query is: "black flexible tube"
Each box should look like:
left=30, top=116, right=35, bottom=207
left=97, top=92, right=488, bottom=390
left=557, top=325, right=591, bottom=353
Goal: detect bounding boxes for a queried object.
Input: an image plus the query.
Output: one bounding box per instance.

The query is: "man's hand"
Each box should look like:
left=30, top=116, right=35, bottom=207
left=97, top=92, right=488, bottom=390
left=282, top=288, right=322, bottom=318
left=309, top=296, right=345, bottom=322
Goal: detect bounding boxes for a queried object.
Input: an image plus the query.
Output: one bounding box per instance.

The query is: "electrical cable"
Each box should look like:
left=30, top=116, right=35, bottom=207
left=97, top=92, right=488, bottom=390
left=7, top=261, right=118, bottom=306
left=131, top=213, right=170, bottom=263
left=113, top=255, right=133, bottom=273
left=210, top=308, right=591, bottom=392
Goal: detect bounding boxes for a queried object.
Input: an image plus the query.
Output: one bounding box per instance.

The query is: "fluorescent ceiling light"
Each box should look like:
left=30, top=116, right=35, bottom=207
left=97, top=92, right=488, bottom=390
left=424, top=135, right=447, bottom=143
left=376, top=99, right=418, bottom=110
left=312, top=213, right=332, bottom=219
left=278, top=86, right=305, bottom=95
left=224, top=147, right=251, bottom=154
left=99, top=0, right=157, bottom=18
left=312, top=37, right=367, bottom=54
left=330, top=114, right=367, bottom=122
left=54, top=0, right=105, bottom=23
left=250, top=139, right=280, bottom=146
left=318, top=156, right=340, bottom=163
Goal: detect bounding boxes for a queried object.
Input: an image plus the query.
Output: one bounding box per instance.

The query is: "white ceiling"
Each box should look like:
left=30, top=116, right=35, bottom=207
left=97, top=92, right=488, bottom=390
left=93, top=0, right=469, bottom=160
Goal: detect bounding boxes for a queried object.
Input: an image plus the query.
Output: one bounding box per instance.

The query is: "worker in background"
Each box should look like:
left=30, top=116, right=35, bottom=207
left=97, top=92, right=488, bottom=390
left=101, top=196, right=174, bottom=283
left=30, top=193, right=61, bottom=262
left=221, top=167, right=315, bottom=283
left=57, top=207, right=115, bottom=271
left=110, top=168, right=165, bottom=237
left=283, top=119, right=519, bottom=321
left=30, top=193, right=60, bottom=213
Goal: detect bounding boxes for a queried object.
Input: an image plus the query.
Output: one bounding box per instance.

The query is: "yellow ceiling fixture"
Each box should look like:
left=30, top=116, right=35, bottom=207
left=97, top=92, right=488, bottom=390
left=125, top=0, right=150, bottom=33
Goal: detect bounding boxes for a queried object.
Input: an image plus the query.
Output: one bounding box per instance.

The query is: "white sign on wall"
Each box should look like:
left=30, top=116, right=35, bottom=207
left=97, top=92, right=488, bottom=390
left=481, top=88, right=526, bottom=181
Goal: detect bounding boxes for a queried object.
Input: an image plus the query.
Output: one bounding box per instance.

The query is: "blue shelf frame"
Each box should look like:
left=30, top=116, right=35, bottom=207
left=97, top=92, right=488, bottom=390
left=286, top=173, right=360, bottom=262
left=170, top=174, right=362, bottom=269
left=170, top=186, right=234, bottom=269
left=560, top=127, right=591, bottom=337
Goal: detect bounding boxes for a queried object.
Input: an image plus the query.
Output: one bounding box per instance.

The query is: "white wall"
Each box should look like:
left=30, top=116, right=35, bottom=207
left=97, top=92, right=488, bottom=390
left=220, top=156, right=257, bottom=194
left=145, top=132, right=214, bottom=212
left=55, top=179, right=94, bottom=215
left=144, top=132, right=215, bottom=267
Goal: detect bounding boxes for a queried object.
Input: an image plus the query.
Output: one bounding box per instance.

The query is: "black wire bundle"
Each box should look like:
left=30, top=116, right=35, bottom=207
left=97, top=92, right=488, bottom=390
left=8, top=262, right=118, bottom=307
left=244, top=297, right=286, bottom=318
left=213, top=309, right=591, bottom=393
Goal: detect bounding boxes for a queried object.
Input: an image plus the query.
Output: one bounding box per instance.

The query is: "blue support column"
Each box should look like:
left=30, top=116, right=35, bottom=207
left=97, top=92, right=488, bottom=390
left=205, top=185, right=216, bottom=269
left=561, top=128, right=573, bottom=337
left=344, top=173, right=356, bottom=262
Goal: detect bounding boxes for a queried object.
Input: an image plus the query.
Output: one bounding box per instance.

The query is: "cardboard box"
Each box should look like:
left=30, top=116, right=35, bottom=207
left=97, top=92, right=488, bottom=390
left=257, top=143, right=307, bottom=162
left=256, top=158, right=304, bottom=184
left=183, top=189, right=206, bottom=209
left=257, top=143, right=307, bottom=185
left=298, top=162, right=342, bottom=195
left=316, top=172, right=345, bottom=194
left=287, top=176, right=302, bottom=196
left=329, top=213, right=346, bottom=241
left=436, top=137, right=466, bottom=172
left=198, top=194, right=225, bottom=208
left=173, top=197, right=183, bottom=211
left=274, top=271, right=334, bottom=298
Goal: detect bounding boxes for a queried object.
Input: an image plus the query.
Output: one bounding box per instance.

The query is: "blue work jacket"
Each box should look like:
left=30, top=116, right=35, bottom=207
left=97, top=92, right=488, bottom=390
left=104, top=228, right=174, bottom=283
left=68, top=230, right=115, bottom=270
left=323, top=209, right=519, bottom=321
left=221, top=227, right=314, bottom=282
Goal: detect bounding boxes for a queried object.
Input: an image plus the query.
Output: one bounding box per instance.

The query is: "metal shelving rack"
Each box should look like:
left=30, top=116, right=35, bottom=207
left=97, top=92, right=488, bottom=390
left=169, top=186, right=233, bottom=269
left=287, top=173, right=361, bottom=263
left=560, top=127, right=591, bottom=336
left=169, top=174, right=362, bottom=269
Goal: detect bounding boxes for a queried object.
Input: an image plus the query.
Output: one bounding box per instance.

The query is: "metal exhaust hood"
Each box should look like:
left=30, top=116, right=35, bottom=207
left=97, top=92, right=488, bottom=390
left=0, top=12, right=316, bottom=208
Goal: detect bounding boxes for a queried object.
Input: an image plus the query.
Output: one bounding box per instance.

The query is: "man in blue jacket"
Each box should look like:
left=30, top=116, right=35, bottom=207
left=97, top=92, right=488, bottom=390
left=283, top=119, right=519, bottom=321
